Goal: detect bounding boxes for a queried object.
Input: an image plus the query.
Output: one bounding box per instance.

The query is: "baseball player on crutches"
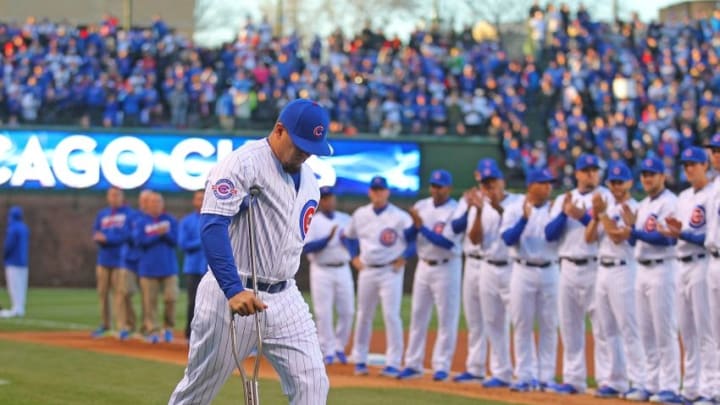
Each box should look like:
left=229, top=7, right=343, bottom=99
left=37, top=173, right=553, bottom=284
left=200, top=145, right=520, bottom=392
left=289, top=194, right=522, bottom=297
left=170, top=99, right=333, bottom=405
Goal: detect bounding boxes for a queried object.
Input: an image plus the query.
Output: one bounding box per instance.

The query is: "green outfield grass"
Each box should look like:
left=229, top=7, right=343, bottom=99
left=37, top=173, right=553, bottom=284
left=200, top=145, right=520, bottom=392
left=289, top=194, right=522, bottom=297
left=0, top=288, right=467, bottom=333
left=0, top=342, right=513, bottom=405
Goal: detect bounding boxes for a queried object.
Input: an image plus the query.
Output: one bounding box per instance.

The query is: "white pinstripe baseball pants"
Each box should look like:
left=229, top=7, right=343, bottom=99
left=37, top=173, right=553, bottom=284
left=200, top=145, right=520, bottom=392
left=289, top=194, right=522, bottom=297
left=169, top=273, right=329, bottom=405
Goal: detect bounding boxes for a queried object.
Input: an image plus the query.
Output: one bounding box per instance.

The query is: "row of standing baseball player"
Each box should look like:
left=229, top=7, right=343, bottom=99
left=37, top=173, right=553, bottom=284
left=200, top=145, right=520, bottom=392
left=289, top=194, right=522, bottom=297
left=91, top=187, right=208, bottom=343
left=303, top=136, right=720, bottom=405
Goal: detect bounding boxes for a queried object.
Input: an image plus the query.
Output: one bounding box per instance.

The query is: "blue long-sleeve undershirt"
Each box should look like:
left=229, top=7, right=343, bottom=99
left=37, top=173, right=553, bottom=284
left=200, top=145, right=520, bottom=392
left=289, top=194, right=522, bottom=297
left=630, top=228, right=677, bottom=246
left=544, top=213, right=567, bottom=241
left=502, top=217, right=528, bottom=246
left=200, top=213, right=244, bottom=299
left=451, top=211, right=468, bottom=233
left=303, top=235, right=332, bottom=254
left=419, top=226, right=454, bottom=249
left=342, top=237, right=360, bottom=257
left=679, top=231, right=705, bottom=247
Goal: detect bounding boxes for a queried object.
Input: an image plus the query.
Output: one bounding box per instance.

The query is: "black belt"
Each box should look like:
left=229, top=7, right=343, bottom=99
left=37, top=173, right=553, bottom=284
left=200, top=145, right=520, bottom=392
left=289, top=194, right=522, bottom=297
left=638, top=258, right=665, bottom=266
left=318, top=262, right=346, bottom=267
left=561, top=257, right=598, bottom=266
left=678, top=253, right=706, bottom=263
left=487, top=259, right=509, bottom=266
left=245, top=278, right=288, bottom=294
left=367, top=261, right=394, bottom=268
left=711, top=249, right=720, bottom=258
left=515, top=259, right=553, bottom=268
left=467, top=254, right=484, bottom=260
left=422, top=258, right=450, bottom=266
left=599, top=258, right=626, bottom=267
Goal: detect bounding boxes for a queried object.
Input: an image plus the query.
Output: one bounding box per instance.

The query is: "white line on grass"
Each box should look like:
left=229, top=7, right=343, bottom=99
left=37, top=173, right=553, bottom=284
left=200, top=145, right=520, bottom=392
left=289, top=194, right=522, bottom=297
left=0, top=318, right=92, bottom=330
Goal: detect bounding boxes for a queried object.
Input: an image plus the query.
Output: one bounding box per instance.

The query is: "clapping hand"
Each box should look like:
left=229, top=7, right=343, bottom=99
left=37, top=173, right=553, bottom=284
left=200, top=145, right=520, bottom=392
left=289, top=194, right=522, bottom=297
left=562, top=192, right=586, bottom=220
left=620, top=204, right=637, bottom=227
left=658, top=217, right=682, bottom=238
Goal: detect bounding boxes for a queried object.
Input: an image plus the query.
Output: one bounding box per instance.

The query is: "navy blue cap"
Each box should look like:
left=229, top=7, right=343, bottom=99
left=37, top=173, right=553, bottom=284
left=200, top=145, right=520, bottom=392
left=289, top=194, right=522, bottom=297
left=680, top=146, right=708, bottom=164
left=640, top=156, right=665, bottom=174
left=476, top=158, right=499, bottom=171
left=369, top=176, right=388, bottom=190
left=607, top=162, right=633, bottom=181
left=319, top=186, right=334, bottom=197
left=575, top=153, right=600, bottom=170
left=709, top=133, right=720, bottom=148
left=429, top=169, right=453, bottom=187
left=526, top=168, right=555, bottom=186
left=278, top=99, right=333, bottom=156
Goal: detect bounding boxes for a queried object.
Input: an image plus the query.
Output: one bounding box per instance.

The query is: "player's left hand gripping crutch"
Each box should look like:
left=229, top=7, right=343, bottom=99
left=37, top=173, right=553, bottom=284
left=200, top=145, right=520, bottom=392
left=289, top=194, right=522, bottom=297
left=230, top=186, right=263, bottom=405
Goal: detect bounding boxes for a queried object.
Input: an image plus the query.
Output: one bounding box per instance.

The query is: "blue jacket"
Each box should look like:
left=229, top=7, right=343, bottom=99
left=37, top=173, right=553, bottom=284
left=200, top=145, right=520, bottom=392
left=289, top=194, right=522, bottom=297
left=179, top=211, right=208, bottom=275
left=124, top=208, right=143, bottom=272
left=134, top=213, right=179, bottom=278
left=93, top=206, right=132, bottom=267
left=4, top=206, right=29, bottom=267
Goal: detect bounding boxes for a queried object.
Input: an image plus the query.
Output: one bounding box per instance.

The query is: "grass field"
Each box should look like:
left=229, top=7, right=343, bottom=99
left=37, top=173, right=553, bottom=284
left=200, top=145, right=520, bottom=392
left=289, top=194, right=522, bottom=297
left=0, top=288, right=513, bottom=405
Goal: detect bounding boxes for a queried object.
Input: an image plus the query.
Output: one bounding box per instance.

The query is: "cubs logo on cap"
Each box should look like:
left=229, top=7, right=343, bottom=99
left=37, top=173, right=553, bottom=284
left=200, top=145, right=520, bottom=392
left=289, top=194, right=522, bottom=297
left=679, top=146, right=707, bottom=164
left=279, top=98, right=333, bottom=156
left=476, top=158, right=499, bottom=171
left=640, top=157, right=664, bottom=174
left=575, top=153, right=599, bottom=170
left=710, top=133, right=720, bottom=148
left=607, top=162, right=632, bottom=181
left=526, top=167, right=555, bottom=186
left=319, top=186, right=334, bottom=197
left=370, top=176, right=388, bottom=190
left=689, top=206, right=706, bottom=229
left=480, top=165, right=504, bottom=181
left=429, top=169, right=452, bottom=187
left=299, top=200, right=318, bottom=239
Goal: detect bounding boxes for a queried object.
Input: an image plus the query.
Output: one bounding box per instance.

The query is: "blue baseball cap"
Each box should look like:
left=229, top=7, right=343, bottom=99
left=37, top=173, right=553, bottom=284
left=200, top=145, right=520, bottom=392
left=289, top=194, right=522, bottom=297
left=369, top=176, right=388, bottom=190
left=575, top=153, right=600, bottom=170
left=607, top=162, right=633, bottom=182
left=640, top=156, right=665, bottom=174
left=709, top=133, right=720, bottom=148
left=429, top=169, right=452, bottom=187
left=680, top=146, right=708, bottom=164
left=476, top=158, right=499, bottom=171
left=478, top=164, right=504, bottom=181
left=319, top=186, right=334, bottom=197
left=526, top=168, right=555, bottom=186
left=278, top=99, right=333, bottom=156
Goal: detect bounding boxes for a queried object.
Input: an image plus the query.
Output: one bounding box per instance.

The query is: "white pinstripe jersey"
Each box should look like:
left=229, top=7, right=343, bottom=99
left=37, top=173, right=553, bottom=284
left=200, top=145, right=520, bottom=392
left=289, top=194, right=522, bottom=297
left=304, top=210, right=352, bottom=264
left=549, top=186, right=612, bottom=258
left=500, top=199, right=558, bottom=262
left=344, top=203, right=412, bottom=265
left=597, top=198, right=639, bottom=259
left=453, top=192, right=523, bottom=259
left=413, top=197, right=462, bottom=260
left=634, top=188, right=678, bottom=261
left=705, top=177, right=720, bottom=250
left=676, top=183, right=712, bottom=257
left=201, top=139, right=320, bottom=282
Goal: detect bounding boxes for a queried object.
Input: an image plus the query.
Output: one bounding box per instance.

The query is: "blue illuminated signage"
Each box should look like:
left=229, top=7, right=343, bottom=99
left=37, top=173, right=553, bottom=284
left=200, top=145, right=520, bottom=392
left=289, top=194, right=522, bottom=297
left=0, top=130, right=420, bottom=196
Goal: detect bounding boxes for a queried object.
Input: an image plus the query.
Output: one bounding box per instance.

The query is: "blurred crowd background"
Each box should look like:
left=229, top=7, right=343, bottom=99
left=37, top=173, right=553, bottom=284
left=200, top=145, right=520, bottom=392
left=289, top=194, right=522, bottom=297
left=0, top=3, right=719, bottom=190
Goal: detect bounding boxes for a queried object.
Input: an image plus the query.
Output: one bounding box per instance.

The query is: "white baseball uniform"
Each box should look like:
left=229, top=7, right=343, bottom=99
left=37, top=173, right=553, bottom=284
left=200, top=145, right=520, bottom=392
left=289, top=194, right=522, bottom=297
left=501, top=199, right=559, bottom=384
left=593, top=197, right=646, bottom=392
left=402, top=197, right=462, bottom=374
left=304, top=210, right=355, bottom=360
left=633, top=188, right=680, bottom=395
left=170, top=139, right=329, bottom=405
left=705, top=176, right=720, bottom=399
left=469, top=192, right=522, bottom=383
left=548, top=187, right=613, bottom=391
left=675, top=183, right=716, bottom=400
left=345, top=203, right=413, bottom=369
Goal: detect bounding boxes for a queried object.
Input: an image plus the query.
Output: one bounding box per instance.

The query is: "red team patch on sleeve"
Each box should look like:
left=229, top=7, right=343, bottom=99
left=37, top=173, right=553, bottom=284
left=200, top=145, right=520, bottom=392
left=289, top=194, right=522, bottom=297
left=299, top=200, right=318, bottom=239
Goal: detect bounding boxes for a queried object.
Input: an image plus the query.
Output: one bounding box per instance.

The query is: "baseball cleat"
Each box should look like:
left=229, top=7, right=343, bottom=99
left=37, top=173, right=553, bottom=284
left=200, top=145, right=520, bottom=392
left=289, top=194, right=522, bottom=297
left=380, top=366, right=401, bottom=378
left=118, top=329, right=131, bottom=341
left=164, top=329, right=173, bottom=343
left=146, top=334, right=160, bottom=344
left=549, top=382, right=579, bottom=394
left=396, top=368, right=423, bottom=380
left=595, top=385, right=621, bottom=398
left=510, top=381, right=532, bottom=392
left=649, top=390, right=683, bottom=403
left=432, top=371, right=449, bottom=381
left=323, top=355, right=334, bottom=365
left=452, top=371, right=483, bottom=383
left=482, top=377, right=510, bottom=388
left=91, top=326, right=109, bottom=338
left=624, top=388, right=652, bottom=401
left=354, top=363, right=369, bottom=376
left=689, top=396, right=715, bottom=405
left=531, top=380, right=548, bottom=392
left=335, top=351, right=348, bottom=364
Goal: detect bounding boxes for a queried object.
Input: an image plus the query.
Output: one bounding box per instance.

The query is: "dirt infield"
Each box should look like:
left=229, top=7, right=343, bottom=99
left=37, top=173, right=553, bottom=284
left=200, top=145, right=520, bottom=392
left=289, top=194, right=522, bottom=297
left=0, top=330, right=627, bottom=405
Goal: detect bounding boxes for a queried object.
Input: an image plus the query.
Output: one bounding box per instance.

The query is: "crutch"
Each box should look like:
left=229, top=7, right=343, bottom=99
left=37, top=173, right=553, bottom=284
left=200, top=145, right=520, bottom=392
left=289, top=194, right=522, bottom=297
left=230, top=185, right=263, bottom=405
